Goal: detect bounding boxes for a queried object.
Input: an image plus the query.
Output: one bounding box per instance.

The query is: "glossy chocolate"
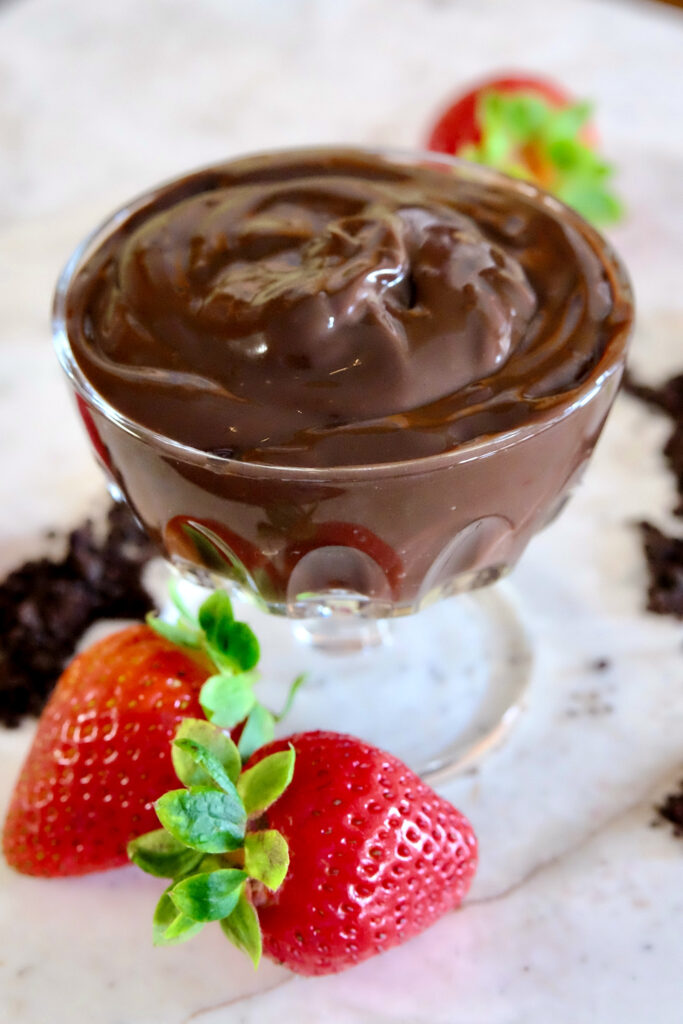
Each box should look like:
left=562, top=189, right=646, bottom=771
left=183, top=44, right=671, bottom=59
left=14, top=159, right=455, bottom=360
left=65, top=149, right=630, bottom=468
left=57, top=149, right=632, bottom=611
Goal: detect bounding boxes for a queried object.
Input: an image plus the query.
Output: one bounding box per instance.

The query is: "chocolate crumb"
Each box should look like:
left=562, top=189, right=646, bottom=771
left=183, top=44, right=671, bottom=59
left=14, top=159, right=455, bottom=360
left=622, top=369, right=683, bottom=418
left=656, top=780, right=683, bottom=837
left=623, top=369, right=683, bottom=516
left=565, top=688, right=614, bottom=718
left=638, top=522, right=683, bottom=619
left=623, top=370, right=683, bottom=618
left=0, top=503, right=156, bottom=728
left=590, top=657, right=611, bottom=672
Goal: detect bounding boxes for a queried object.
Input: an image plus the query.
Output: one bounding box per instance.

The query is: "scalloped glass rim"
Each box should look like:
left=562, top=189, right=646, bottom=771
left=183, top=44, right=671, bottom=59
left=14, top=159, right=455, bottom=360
left=52, top=145, right=634, bottom=481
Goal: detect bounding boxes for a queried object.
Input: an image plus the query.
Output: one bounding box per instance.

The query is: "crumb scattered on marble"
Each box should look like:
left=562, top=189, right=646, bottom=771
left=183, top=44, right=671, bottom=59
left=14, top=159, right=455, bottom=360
left=0, top=502, right=156, bottom=728
left=565, top=688, right=615, bottom=718
left=623, top=370, right=683, bottom=513
left=589, top=657, right=611, bottom=672
left=638, top=522, right=683, bottom=619
left=656, top=780, right=683, bottom=837
left=623, top=370, right=683, bottom=619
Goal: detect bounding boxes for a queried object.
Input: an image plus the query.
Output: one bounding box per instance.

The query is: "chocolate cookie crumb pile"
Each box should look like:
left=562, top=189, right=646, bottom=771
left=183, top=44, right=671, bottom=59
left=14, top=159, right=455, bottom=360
left=656, top=781, right=683, bottom=838
left=623, top=370, right=683, bottom=618
left=638, top=523, right=683, bottom=618
left=623, top=371, right=683, bottom=514
left=0, top=503, right=156, bottom=728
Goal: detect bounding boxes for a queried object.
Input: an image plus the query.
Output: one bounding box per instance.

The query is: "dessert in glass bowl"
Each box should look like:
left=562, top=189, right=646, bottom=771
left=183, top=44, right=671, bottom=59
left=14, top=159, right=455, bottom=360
left=52, top=148, right=633, bottom=777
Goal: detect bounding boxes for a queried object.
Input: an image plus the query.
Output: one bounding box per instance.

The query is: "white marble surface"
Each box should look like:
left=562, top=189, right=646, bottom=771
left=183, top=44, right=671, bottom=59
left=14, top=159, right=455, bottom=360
left=1, top=0, right=682, bottom=1020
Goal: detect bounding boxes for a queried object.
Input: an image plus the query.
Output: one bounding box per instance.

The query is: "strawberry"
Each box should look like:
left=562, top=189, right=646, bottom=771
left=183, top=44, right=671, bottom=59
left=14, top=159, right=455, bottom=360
left=2, top=589, right=281, bottom=877
left=129, top=726, right=477, bottom=976
left=426, top=72, right=622, bottom=225
left=428, top=73, right=578, bottom=155
left=2, top=625, right=210, bottom=876
left=251, top=732, right=477, bottom=974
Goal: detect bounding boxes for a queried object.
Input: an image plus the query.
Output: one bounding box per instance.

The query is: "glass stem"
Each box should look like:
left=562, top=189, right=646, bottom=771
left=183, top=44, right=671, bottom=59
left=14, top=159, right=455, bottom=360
left=292, top=614, right=392, bottom=654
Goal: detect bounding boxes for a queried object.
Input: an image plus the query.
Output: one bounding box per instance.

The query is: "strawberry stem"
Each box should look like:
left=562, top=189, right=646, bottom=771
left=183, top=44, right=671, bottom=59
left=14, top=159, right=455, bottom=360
left=128, top=718, right=296, bottom=967
left=462, top=89, right=623, bottom=226
left=147, top=584, right=305, bottom=741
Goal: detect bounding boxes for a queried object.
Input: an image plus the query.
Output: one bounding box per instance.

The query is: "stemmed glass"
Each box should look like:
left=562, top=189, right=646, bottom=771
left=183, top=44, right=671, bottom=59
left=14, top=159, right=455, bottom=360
left=52, top=149, right=633, bottom=781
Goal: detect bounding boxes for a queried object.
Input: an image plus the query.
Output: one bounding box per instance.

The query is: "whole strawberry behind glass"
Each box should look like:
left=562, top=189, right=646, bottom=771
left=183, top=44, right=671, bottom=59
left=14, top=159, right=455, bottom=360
left=52, top=146, right=633, bottom=780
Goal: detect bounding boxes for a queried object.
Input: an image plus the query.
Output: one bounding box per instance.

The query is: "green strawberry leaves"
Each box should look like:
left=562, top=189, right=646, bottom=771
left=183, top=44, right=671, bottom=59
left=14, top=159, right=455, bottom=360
left=215, top=621, right=260, bottom=673
left=153, top=888, right=205, bottom=946
left=148, top=589, right=259, bottom=675
left=127, top=830, right=203, bottom=879
left=145, top=616, right=202, bottom=649
left=147, top=586, right=303, bottom=744
left=198, top=591, right=260, bottom=672
left=244, top=830, right=289, bottom=891
left=237, top=704, right=275, bottom=762
left=235, top=674, right=306, bottom=761
left=170, top=868, right=248, bottom=922
left=173, top=738, right=239, bottom=793
left=220, top=890, right=263, bottom=968
left=172, top=718, right=241, bottom=788
left=237, top=749, right=295, bottom=817
left=200, top=672, right=257, bottom=730
left=137, top=585, right=303, bottom=969
left=156, top=786, right=246, bottom=853
left=197, top=589, right=235, bottom=635
left=461, top=89, right=623, bottom=226
left=130, top=718, right=295, bottom=971
left=275, top=673, right=307, bottom=724
left=545, top=99, right=593, bottom=142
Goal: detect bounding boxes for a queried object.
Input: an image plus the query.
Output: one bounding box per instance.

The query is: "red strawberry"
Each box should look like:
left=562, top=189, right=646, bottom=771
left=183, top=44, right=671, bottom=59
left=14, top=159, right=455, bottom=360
left=426, top=72, right=621, bottom=225
left=252, top=732, right=477, bottom=975
left=130, top=726, right=477, bottom=976
left=2, top=625, right=210, bottom=876
left=427, top=73, right=580, bottom=155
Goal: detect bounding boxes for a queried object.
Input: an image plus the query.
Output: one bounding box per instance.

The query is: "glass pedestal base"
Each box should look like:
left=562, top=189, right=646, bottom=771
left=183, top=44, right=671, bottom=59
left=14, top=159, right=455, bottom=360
left=202, top=582, right=532, bottom=783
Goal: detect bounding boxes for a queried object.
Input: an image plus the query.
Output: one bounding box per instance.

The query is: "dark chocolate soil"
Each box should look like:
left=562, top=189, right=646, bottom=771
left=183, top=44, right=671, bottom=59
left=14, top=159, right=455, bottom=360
left=656, top=781, right=683, bottom=838
left=0, top=503, right=155, bottom=727
left=623, top=370, right=683, bottom=618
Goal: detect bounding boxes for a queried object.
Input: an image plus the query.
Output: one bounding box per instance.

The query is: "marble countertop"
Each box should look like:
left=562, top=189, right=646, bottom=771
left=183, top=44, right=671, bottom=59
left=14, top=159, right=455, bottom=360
left=1, top=0, right=682, bottom=1020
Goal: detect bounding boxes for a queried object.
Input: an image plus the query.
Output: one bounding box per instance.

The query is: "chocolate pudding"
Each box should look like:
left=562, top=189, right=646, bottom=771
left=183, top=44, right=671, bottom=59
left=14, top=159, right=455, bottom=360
left=54, top=149, right=633, bottom=613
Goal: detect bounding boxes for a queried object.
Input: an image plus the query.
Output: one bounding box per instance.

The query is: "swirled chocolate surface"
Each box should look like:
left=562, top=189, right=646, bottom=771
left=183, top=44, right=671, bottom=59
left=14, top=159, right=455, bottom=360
left=65, top=149, right=630, bottom=467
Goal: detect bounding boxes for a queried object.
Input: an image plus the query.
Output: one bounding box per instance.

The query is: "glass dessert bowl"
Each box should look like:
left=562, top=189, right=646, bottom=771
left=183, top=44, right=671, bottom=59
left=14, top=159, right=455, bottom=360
left=52, top=147, right=633, bottom=780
